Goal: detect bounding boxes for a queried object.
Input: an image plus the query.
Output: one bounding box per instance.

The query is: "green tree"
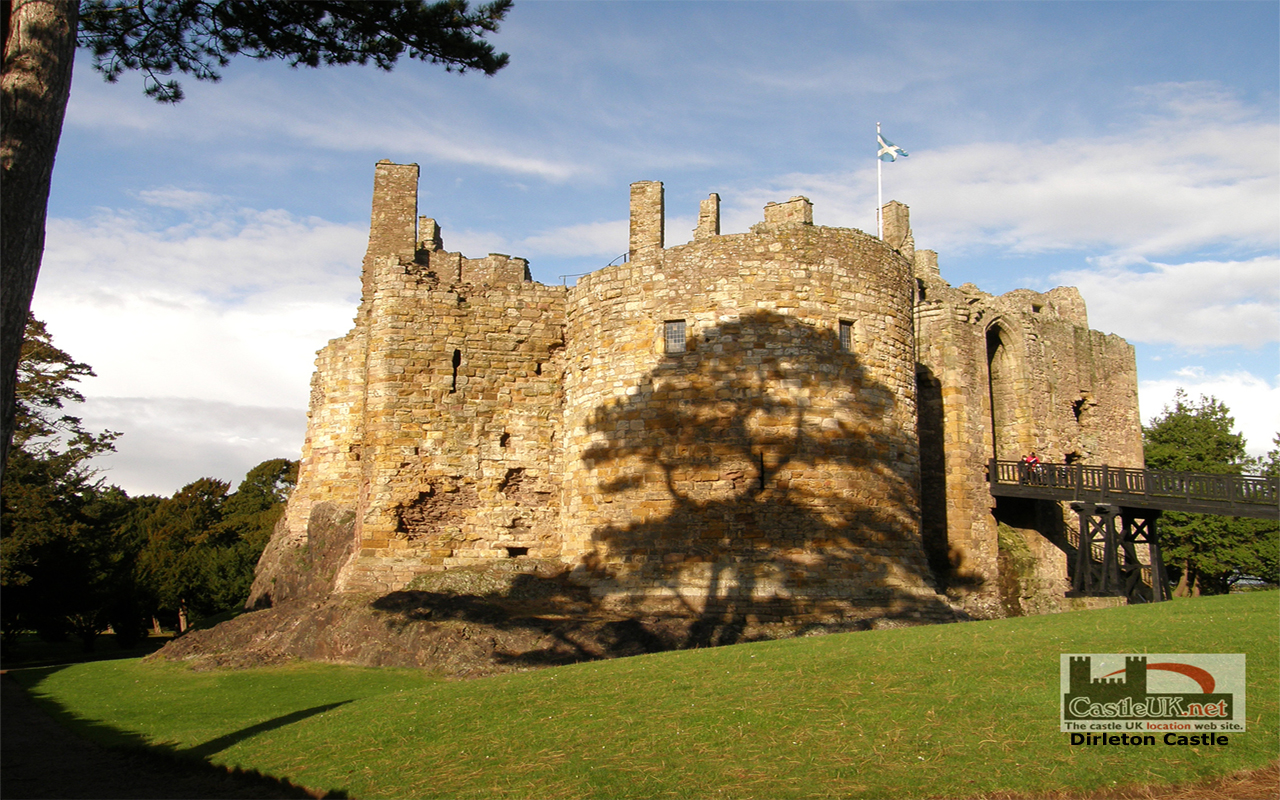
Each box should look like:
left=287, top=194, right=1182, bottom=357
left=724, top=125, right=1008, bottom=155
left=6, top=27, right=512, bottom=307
left=137, top=476, right=230, bottom=630
left=135, top=458, right=295, bottom=629
left=1262, top=435, right=1280, bottom=480
left=2, top=0, right=512, bottom=483
left=0, top=315, right=125, bottom=647
left=1143, top=390, right=1279, bottom=595
left=216, top=457, right=297, bottom=605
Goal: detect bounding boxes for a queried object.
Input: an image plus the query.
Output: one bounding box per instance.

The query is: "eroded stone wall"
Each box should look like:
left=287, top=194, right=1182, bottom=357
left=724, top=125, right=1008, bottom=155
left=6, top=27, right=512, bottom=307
left=345, top=272, right=567, bottom=593
left=913, top=257, right=1143, bottom=616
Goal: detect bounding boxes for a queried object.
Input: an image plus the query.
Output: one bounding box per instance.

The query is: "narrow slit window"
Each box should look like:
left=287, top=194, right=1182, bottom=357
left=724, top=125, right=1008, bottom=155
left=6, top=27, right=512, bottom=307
left=664, top=320, right=687, bottom=354
left=450, top=349, right=462, bottom=393
left=839, top=320, right=854, bottom=353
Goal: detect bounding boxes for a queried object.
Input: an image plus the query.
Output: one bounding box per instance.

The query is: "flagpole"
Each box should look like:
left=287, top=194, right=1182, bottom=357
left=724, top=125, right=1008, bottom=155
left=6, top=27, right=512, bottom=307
left=876, top=121, right=883, bottom=239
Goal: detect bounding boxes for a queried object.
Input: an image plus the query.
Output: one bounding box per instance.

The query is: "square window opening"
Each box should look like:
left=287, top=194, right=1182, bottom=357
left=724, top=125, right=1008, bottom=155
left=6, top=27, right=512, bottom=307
left=839, top=320, right=854, bottom=353
left=664, top=320, right=687, bottom=354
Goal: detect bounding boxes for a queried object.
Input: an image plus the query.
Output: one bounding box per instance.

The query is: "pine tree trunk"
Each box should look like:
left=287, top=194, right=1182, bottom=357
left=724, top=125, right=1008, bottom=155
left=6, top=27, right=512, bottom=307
left=1174, top=561, right=1191, bottom=597
left=1, top=0, right=79, bottom=485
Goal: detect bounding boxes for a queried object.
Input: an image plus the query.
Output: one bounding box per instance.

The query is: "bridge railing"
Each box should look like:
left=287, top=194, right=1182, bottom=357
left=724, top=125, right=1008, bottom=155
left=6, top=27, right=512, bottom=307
left=988, top=460, right=1279, bottom=519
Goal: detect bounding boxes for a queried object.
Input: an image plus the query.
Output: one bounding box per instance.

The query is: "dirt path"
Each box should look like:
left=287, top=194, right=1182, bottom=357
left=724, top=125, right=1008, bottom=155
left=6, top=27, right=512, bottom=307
left=2, top=672, right=1275, bottom=799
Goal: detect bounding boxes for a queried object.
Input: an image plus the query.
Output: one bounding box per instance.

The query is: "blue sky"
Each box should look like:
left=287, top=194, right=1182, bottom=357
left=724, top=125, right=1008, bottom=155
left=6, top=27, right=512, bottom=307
left=32, top=0, right=1279, bottom=495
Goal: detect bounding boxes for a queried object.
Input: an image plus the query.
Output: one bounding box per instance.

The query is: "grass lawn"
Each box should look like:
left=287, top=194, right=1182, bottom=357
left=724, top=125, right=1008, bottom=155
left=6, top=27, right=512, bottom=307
left=9, top=591, right=1278, bottom=799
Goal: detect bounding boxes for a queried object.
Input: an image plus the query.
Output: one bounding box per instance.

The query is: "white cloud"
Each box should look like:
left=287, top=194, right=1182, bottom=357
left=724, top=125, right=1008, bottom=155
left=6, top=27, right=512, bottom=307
left=1049, top=256, right=1279, bottom=347
left=895, top=84, right=1279, bottom=258
left=41, top=204, right=366, bottom=302
left=1140, top=371, right=1280, bottom=460
left=32, top=293, right=354, bottom=408
left=734, top=83, right=1279, bottom=261
left=65, top=62, right=587, bottom=181
left=79, top=397, right=305, bottom=497
left=29, top=201, right=366, bottom=494
left=136, top=187, right=221, bottom=210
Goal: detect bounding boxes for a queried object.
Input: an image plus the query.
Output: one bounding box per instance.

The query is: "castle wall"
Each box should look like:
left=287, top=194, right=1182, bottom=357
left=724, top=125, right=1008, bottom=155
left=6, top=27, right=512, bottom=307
left=913, top=267, right=1144, bottom=616
left=257, top=159, right=1147, bottom=625
left=343, top=276, right=567, bottom=593
left=558, top=188, right=942, bottom=620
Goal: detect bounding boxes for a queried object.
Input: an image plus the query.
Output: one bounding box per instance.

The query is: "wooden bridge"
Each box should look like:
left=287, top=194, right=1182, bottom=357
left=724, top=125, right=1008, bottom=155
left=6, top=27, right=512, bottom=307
left=988, top=460, right=1279, bottom=519
left=987, top=460, right=1278, bottom=603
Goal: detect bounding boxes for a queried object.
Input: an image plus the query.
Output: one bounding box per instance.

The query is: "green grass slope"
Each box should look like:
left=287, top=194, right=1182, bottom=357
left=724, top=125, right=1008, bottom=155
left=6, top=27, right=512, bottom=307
left=12, top=592, right=1278, bottom=799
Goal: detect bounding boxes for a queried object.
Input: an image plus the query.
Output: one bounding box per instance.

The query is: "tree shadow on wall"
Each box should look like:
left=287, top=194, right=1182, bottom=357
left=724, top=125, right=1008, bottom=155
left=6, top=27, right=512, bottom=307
left=576, top=311, right=960, bottom=646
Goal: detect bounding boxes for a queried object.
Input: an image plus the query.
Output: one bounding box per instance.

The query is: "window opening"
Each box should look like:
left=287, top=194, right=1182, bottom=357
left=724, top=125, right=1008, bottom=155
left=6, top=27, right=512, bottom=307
left=450, top=349, right=462, bottom=393
left=664, top=320, right=687, bottom=354
left=505, top=546, right=529, bottom=558
left=839, top=320, right=854, bottom=353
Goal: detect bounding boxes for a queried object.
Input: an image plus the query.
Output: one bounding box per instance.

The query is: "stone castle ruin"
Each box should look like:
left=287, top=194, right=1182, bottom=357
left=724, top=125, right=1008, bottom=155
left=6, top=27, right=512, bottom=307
left=248, top=160, right=1144, bottom=624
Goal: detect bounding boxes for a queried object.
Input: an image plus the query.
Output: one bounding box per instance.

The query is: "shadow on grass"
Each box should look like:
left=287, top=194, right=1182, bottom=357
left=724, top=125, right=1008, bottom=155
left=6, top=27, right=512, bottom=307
left=186, top=702, right=353, bottom=759
left=2, top=670, right=350, bottom=799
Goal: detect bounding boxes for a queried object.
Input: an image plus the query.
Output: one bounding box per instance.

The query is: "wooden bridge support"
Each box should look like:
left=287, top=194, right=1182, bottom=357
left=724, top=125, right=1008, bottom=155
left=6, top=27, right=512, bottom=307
left=1068, top=503, right=1170, bottom=603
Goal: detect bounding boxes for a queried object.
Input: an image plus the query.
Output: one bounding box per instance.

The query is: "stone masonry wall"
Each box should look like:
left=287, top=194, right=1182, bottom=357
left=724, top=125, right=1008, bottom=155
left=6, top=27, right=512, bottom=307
left=558, top=186, right=945, bottom=621
left=343, top=257, right=566, bottom=593
left=913, top=256, right=1143, bottom=616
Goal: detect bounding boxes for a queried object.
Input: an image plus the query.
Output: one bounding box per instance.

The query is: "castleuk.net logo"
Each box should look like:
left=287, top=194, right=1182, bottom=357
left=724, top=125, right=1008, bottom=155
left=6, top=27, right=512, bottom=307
left=1061, top=654, right=1246, bottom=738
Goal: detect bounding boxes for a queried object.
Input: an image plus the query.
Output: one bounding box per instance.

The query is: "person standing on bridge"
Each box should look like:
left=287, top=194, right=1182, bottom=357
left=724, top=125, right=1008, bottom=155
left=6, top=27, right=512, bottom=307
left=1020, top=452, right=1041, bottom=484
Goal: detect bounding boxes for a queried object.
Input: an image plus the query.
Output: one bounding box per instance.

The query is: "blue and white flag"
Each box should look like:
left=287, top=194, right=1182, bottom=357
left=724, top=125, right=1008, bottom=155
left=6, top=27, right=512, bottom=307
left=878, top=133, right=908, bottom=162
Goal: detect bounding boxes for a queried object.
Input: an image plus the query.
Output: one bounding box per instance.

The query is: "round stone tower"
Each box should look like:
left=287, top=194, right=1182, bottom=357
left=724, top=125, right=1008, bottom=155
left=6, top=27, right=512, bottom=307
left=559, top=185, right=940, bottom=620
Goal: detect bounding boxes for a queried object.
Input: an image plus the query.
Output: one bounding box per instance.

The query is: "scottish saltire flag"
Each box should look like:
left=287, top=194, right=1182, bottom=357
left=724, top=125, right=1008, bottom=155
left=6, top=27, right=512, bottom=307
left=878, top=133, right=908, bottom=162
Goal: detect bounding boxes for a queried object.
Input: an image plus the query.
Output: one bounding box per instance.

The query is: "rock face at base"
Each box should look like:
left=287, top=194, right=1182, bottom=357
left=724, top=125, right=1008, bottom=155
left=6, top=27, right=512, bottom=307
left=161, top=502, right=962, bottom=674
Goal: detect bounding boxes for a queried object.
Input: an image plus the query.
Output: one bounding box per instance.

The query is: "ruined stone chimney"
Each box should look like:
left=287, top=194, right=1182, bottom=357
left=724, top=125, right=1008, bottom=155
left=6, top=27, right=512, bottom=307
left=629, top=181, right=664, bottom=261
left=881, top=200, right=914, bottom=260
left=914, top=249, right=940, bottom=279
left=361, top=161, right=419, bottom=303
left=365, top=161, right=419, bottom=267
left=694, top=193, right=720, bottom=241
left=418, top=216, right=443, bottom=252
left=763, top=196, right=813, bottom=226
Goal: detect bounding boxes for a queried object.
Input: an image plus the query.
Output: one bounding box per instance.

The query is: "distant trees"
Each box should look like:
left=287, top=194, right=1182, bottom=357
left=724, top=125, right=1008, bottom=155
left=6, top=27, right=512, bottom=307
left=1, top=315, right=296, bottom=646
left=2, top=0, right=512, bottom=484
left=1, top=315, right=122, bottom=645
left=136, top=460, right=296, bottom=631
left=1143, top=390, right=1279, bottom=595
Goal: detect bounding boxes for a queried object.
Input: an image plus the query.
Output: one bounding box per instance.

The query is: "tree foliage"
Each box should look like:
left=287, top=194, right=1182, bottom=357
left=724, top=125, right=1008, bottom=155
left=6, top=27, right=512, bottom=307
left=78, top=0, right=512, bottom=102
left=0, top=314, right=298, bottom=643
left=1143, top=390, right=1279, bottom=595
left=136, top=460, right=297, bottom=628
left=1, top=315, right=124, bottom=646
